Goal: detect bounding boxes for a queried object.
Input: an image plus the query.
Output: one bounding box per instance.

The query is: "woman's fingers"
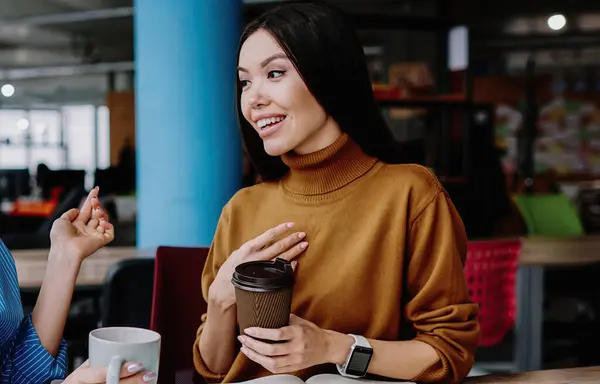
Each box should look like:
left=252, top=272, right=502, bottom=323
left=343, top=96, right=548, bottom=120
left=91, top=197, right=109, bottom=221
left=86, top=218, right=100, bottom=229
left=101, top=221, right=115, bottom=243
left=77, top=213, right=114, bottom=246
left=276, top=241, right=309, bottom=261
left=93, top=220, right=114, bottom=243
left=75, top=187, right=99, bottom=224
left=117, top=362, right=147, bottom=380
left=244, top=223, right=295, bottom=252
left=93, top=206, right=108, bottom=220
left=238, top=223, right=307, bottom=264
left=70, top=360, right=146, bottom=383
left=258, top=232, right=307, bottom=260
left=120, top=371, right=158, bottom=383
left=105, top=225, right=115, bottom=242
left=60, top=208, right=79, bottom=222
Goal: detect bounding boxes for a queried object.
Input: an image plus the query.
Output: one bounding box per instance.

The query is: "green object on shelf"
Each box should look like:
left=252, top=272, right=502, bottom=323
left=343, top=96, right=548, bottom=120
left=495, top=125, right=510, bottom=138
left=513, top=193, right=584, bottom=237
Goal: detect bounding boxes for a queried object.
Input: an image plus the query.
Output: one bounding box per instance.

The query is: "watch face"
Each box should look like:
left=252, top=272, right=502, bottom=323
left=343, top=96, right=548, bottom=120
left=346, top=346, right=373, bottom=377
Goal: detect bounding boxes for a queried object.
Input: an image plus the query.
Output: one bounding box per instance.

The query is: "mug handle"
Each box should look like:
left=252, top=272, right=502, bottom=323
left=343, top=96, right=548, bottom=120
left=106, top=355, right=126, bottom=384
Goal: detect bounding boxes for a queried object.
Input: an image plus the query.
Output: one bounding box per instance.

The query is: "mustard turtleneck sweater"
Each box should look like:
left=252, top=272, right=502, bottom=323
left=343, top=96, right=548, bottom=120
left=193, top=134, right=479, bottom=383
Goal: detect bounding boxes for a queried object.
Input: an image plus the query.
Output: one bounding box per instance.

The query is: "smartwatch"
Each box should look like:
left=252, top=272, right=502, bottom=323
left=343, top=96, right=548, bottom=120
left=336, top=334, right=373, bottom=378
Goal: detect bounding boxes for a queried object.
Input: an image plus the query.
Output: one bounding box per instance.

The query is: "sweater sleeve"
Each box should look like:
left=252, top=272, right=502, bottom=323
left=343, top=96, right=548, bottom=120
left=406, top=190, right=480, bottom=384
left=1, top=314, right=68, bottom=384
left=192, top=204, right=232, bottom=383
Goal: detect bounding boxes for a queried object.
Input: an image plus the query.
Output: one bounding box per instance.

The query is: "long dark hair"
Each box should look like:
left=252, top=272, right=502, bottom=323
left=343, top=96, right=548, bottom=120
left=237, top=0, right=404, bottom=181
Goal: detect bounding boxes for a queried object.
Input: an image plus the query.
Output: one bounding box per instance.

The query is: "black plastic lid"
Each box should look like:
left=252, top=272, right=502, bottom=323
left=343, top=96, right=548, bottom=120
left=232, top=258, right=295, bottom=292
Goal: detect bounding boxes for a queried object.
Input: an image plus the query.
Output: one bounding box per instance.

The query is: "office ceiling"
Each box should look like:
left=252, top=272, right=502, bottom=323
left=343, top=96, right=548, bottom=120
left=1, top=0, right=599, bottom=70
left=0, top=0, right=598, bottom=107
left=0, top=0, right=132, bottom=70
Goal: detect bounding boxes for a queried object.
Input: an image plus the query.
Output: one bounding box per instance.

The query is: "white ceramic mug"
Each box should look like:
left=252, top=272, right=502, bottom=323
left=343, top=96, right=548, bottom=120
left=89, top=327, right=161, bottom=384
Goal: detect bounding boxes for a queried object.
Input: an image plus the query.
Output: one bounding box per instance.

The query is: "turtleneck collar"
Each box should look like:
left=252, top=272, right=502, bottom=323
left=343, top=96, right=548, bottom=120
left=280, top=133, right=378, bottom=196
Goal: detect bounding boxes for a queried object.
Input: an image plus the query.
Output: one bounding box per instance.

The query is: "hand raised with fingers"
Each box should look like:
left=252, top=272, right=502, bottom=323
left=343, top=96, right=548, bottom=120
left=49, top=186, right=115, bottom=263
left=209, top=222, right=308, bottom=309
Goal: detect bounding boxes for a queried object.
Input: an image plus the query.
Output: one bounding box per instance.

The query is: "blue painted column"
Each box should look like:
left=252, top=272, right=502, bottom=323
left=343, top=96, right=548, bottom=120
left=135, top=0, right=242, bottom=247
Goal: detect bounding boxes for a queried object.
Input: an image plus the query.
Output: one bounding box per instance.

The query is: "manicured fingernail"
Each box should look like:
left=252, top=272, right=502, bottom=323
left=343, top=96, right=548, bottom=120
left=291, top=261, right=298, bottom=269
left=143, top=372, right=157, bottom=382
left=245, top=328, right=253, bottom=335
left=298, top=232, right=306, bottom=238
left=241, top=347, right=248, bottom=355
left=237, top=336, right=245, bottom=343
left=300, top=242, right=308, bottom=249
left=127, top=362, right=143, bottom=373
left=286, top=222, right=294, bottom=228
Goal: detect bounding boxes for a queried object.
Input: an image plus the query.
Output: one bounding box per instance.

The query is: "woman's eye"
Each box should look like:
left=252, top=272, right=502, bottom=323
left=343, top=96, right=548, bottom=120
left=239, top=79, right=250, bottom=88
left=267, top=70, right=285, bottom=79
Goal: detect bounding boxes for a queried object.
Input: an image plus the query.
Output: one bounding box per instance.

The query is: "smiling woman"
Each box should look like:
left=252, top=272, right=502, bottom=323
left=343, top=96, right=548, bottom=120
left=193, top=1, right=479, bottom=384
left=237, top=32, right=338, bottom=157
left=235, top=1, right=406, bottom=182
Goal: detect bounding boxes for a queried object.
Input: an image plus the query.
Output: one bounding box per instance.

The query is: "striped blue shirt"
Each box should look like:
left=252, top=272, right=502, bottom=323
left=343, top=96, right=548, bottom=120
left=0, top=241, right=67, bottom=384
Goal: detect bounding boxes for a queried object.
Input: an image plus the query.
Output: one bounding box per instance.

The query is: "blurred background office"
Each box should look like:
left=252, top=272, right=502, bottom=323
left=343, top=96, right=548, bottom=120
left=3, top=0, right=600, bottom=381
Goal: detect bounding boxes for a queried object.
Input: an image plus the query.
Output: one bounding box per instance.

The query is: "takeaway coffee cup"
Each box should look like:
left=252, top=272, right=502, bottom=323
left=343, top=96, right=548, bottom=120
left=232, top=258, right=295, bottom=339
left=89, top=327, right=161, bottom=384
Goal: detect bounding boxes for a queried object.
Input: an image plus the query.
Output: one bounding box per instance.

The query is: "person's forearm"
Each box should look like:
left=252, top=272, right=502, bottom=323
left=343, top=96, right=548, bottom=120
left=31, top=251, right=81, bottom=357
left=328, top=332, right=439, bottom=380
left=198, top=295, right=238, bottom=373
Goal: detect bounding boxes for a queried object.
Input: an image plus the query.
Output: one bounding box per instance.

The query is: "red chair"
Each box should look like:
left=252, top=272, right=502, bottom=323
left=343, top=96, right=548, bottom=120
left=465, top=239, right=522, bottom=347
left=150, top=246, right=209, bottom=384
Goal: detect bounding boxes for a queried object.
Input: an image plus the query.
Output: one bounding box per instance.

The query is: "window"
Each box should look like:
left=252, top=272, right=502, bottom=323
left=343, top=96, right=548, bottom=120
left=97, top=106, right=110, bottom=169
left=63, top=105, right=95, bottom=173
left=0, top=109, right=28, bottom=169
left=0, top=105, right=111, bottom=191
left=28, top=109, right=65, bottom=171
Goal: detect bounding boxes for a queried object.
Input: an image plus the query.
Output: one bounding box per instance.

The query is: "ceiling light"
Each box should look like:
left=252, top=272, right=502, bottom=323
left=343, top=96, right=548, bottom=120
left=1, top=84, right=15, bottom=97
left=548, top=14, right=567, bottom=31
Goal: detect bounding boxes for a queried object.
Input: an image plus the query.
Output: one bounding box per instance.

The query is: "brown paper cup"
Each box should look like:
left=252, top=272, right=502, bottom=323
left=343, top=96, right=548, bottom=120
left=235, top=287, right=293, bottom=334
left=232, top=258, right=295, bottom=343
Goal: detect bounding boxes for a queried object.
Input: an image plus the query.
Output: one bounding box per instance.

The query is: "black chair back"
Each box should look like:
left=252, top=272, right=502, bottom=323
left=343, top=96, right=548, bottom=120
left=101, top=258, right=155, bottom=328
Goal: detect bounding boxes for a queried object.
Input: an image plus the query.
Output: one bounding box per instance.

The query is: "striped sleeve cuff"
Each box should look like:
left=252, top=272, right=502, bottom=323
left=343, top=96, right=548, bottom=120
left=10, top=314, right=68, bottom=384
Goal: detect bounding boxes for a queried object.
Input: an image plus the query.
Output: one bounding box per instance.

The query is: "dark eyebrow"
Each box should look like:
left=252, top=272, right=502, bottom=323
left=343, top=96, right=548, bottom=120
left=237, top=53, right=288, bottom=73
left=260, top=53, right=287, bottom=67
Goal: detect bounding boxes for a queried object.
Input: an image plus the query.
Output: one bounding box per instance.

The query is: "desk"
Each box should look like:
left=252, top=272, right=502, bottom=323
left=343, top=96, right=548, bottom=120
left=492, top=236, right=600, bottom=373
left=13, top=247, right=156, bottom=288
left=465, top=366, right=600, bottom=383
left=12, top=237, right=600, bottom=370
left=520, top=236, right=600, bottom=266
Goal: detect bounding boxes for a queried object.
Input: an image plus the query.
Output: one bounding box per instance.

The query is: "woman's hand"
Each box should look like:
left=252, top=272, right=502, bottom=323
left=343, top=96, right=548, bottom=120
left=237, top=315, right=354, bottom=374
left=63, top=360, right=157, bottom=383
left=30, top=188, right=114, bottom=357
left=208, top=222, right=308, bottom=309
left=49, top=187, right=114, bottom=262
